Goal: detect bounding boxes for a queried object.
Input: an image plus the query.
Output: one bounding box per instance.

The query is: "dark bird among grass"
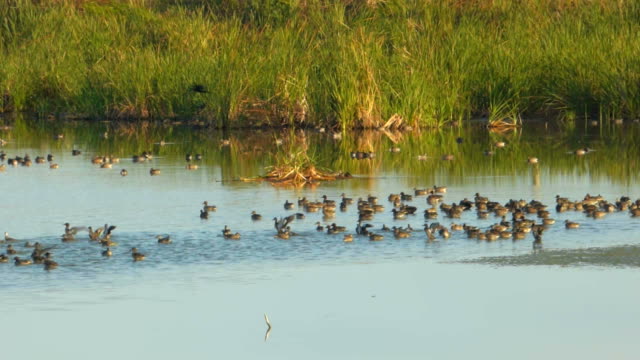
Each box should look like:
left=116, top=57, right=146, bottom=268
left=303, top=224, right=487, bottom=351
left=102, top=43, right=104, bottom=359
left=190, top=84, right=208, bottom=93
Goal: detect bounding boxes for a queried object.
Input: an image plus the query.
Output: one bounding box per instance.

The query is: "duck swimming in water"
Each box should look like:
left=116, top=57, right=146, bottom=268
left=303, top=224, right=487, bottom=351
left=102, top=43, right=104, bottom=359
left=284, top=200, right=295, bottom=210
left=156, top=235, right=172, bottom=244
left=88, top=227, right=104, bottom=241
left=61, top=233, right=76, bottom=242
left=64, top=223, right=87, bottom=236
left=532, top=227, right=544, bottom=250
left=43, top=253, right=58, bottom=270
left=14, top=257, right=32, bottom=266
left=393, top=228, right=411, bottom=239
left=369, top=233, right=384, bottom=241
left=100, top=238, right=117, bottom=247
left=565, top=220, right=580, bottom=229
left=251, top=211, right=262, bottom=221
left=273, top=216, right=295, bottom=233
left=224, top=232, right=241, bottom=240
left=6, top=244, right=16, bottom=255
left=203, top=201, right=217, bottom=212
left=131, top=247, right=145, bottom=261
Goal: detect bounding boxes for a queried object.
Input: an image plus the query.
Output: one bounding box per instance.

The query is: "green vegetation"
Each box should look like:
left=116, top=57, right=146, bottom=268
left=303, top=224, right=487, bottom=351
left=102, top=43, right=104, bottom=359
left=1, top=0, right=640, bottom=127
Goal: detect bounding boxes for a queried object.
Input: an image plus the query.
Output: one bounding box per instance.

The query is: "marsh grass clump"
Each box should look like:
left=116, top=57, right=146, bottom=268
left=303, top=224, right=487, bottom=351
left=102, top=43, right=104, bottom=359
left=487, top=117, right=521, bottom=131
left=261, top=150, right=341, bottom=185
left=246, top=134, right=348, bottom=185
left=257, top=151, right=349, bottom=185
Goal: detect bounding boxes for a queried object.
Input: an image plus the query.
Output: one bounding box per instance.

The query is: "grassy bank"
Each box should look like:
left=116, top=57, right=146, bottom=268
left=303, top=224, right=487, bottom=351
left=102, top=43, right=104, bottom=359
left=1, top=0, right=640, bottom=127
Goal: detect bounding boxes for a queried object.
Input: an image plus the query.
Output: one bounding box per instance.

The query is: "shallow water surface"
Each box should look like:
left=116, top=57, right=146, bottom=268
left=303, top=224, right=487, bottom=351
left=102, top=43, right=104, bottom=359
left=1, top=119, right=639, bottom=358
left=3, top=261, right=640, bottom=360
left=464, top=244, right=640, bottom=267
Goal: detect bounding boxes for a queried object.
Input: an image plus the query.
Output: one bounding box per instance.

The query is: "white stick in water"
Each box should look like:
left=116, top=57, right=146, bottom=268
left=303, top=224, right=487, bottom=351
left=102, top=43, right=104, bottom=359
left=264, top=313, right=272, bottom=329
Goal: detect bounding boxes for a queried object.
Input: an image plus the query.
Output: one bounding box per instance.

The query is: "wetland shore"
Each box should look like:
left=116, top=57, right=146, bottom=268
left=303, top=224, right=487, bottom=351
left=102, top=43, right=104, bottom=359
left=2, top=1, right=640, bottom=126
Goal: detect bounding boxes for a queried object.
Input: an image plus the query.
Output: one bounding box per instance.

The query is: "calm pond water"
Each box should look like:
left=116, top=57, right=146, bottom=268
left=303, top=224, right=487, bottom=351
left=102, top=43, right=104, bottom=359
left=1, top=118, right=640, bottom=359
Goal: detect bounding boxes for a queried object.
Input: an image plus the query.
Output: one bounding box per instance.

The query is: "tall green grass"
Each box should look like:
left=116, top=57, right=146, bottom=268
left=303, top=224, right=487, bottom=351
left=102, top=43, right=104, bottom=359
left=1, top=0, right=640, bottom=127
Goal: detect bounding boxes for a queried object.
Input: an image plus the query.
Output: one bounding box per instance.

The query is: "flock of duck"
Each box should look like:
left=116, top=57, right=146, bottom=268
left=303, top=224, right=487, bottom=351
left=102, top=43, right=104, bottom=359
left=0, top=152, right=59, bottom=170
left=1, top=132, right=638, bottom=272
left=0, top=220, right=168, bottom=268
left=0, top=149, right=165, bottom=176
left=3, top=187, right=639, bottom=271
left=261, top=191, right=640, bottom=247
left=0, top=135, right=598, bottom=174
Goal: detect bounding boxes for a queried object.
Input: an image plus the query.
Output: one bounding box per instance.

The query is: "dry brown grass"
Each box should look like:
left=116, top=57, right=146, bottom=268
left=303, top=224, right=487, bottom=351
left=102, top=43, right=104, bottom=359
left=243, top=163, right=350, bottom=186
left=487, top=117, right=520, bottom=130
left=242, top=138, right=350, bottom=185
